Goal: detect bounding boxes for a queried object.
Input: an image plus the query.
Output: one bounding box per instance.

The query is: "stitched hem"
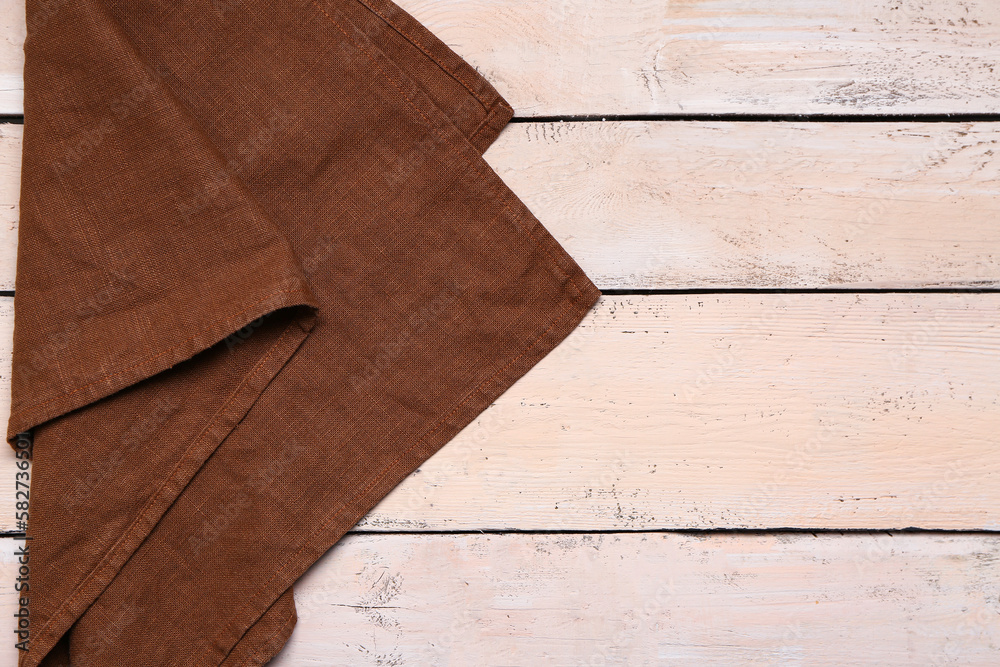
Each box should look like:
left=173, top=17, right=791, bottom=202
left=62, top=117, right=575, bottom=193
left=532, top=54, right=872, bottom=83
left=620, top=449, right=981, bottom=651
left=219, top=589, right=298, bottom=667
left=308, top=0, right=545, bottom=261
left=7, top=286, right=318, bottom=443
left=350, top=0, right=502, bottom=112
left=9, top=0, right=322, bottom=447
left=20, top=307, right=317, bottom=667
left=468, top=99, right=515, bottom=154
left=194, top=260, right=601, bottom=663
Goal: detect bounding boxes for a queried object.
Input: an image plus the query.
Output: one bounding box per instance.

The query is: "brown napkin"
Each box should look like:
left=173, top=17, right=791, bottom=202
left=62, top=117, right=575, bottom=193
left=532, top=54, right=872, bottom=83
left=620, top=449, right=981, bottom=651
left=9, top=0, right=600, bottom=664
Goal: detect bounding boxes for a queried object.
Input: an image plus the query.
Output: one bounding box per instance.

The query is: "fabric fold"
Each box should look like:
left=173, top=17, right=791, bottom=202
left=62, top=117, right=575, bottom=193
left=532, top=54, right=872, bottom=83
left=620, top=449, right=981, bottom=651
left=10, top=0, right=321, bottom=440
left=11, top=0, right=600, bottom=665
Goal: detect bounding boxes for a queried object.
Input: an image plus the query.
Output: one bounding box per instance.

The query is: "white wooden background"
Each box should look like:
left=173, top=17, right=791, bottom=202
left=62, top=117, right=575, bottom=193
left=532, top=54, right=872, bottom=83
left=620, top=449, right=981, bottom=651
left=1, top=0, right=1000, bottom=664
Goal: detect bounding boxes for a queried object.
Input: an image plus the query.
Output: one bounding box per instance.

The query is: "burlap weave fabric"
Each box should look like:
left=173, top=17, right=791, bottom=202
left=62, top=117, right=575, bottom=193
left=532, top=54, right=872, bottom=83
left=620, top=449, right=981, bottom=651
left=9, top=0, right=600, bottom=664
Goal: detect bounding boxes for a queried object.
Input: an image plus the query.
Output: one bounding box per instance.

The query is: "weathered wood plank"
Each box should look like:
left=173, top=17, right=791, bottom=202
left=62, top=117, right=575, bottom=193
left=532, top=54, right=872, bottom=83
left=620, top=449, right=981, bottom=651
left=3, top=120, right=999, bottom=291
left=0, top=0, right=22, bottom=115
left=485, top=120, right=1000, bottom=289
left=357, top=292, right=1000, bottom=531
left=0, top=539, right=25, bottom=662
left=273, top=532, right=1000, bottom=666
left=404, top=0, right=1000, bottom=116
left=0, top=124, right=18, bottom=290
left=0, top=532, right=995, bottom=663
left=0, top=293, right=997, bottom=531
left=0, top=298, right=16, bottom=534
left=4, top=0, right=1000, bottom=115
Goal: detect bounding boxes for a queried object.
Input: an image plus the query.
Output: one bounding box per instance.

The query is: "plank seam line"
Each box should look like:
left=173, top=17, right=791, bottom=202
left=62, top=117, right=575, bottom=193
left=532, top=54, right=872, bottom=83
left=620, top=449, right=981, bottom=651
left=335, top=528, right=1000, bottom=536
left=4, top=528, right=998, bottom=538
left=3, top=288, right=998, bottom=299
left=7, top=113, right=1000, bottom=126
left=511, top=113, right=1000, bottom=123
left=599, top=288, right=1000, bottom=295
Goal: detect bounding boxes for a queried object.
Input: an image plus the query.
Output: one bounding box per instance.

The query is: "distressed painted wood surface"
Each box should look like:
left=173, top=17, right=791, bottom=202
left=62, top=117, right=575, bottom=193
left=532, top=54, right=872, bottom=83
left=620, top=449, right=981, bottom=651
left=485, top=120, right=1000, bottom=290
left=1, top=0, right=998, bottom=660
left=4, top=0, right=1000, bottom=115
left=401, top=0, right=1000, bottom=116
left=357, top=292, right=1000, bottom=531
left=0, top=124, right=18, bottom=290
left=0, top=292, right=996, bottom=532
left=269, top=532, right=1000, bottom=666
left=0, top=533, right=995, bottom=665
left=0, top=298, right=16, bottom=534
left=3, top=120, right=999, bottom=291
left=0, top=0, right=21, bottom=114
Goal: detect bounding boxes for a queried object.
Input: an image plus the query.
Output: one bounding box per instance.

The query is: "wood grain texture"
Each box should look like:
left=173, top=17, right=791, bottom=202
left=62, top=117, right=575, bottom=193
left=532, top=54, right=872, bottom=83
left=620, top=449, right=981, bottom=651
left=0, top=298, right=16, bottom=534
left=3, top=0, right=1000, bottom=115
left=3, top=120, right=999, bottom=291
left=0, top=293, right=996, bottom=532
left=357, top=292, right=1000, bottom=531
left=485, top=120, right=1000, bottom=289
left=0, top=0, right=22, bottom=115
left=271, top=532, right=1000, bottom=666
left=0, top=292, right=997, bottom=532
left=0, top=0, right=996, bottom=661
left=0, top=124, right=18, bottom=290
left=0, top=532, right=995, bottom=664
left=403, top=0, right=1000, bottom=116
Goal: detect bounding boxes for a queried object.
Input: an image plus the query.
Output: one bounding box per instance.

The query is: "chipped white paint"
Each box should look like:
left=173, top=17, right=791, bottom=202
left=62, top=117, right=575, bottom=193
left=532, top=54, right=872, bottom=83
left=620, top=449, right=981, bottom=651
left=358, top=293, right=1000, bottom=531
left=0, top=73, right=20, bottom=117
left=0, top=293, right=996, bottom=532
left=0, top=533, right=995, bottom=664
left=3, top=121, right=999, bottom=290
left=272, top=532, right=1000, bottom=666
left=402, top=0, right=1000, bottom=116
left=485, top=120, right=1000, bottom=289
left=0, top=124, right=18, bottom=289
left=3, top=0, right=1000, bottom=115
left=0, top=298, right=15, bottom=533
left=0, top=0, right=22, bottom=114
left=0, top=0, right=998, bottom=660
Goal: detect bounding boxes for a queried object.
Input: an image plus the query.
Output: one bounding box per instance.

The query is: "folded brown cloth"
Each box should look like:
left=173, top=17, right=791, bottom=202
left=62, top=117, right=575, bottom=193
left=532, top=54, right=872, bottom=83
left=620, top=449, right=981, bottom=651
left=9, top=0, right=600, bottom=664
